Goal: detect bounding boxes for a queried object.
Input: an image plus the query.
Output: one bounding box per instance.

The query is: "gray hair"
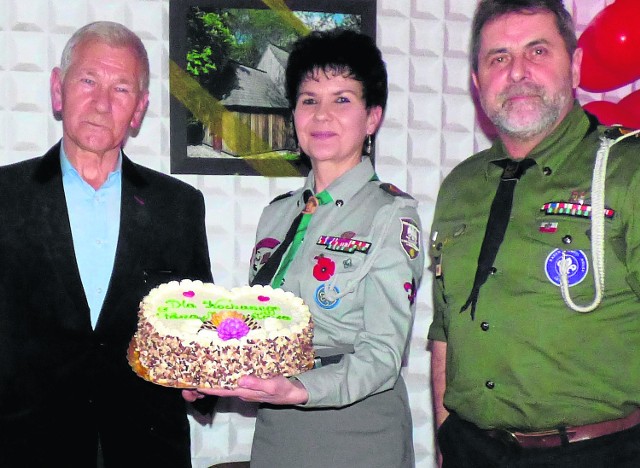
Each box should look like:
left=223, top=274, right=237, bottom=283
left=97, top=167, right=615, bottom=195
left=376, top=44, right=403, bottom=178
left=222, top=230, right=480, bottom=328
left=59, top=21, right=149, bottom=91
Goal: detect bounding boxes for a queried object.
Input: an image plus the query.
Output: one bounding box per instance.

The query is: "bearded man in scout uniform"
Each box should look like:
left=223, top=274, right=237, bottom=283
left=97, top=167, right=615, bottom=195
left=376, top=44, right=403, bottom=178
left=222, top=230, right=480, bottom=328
left=428, top=1, right=640, bottom=466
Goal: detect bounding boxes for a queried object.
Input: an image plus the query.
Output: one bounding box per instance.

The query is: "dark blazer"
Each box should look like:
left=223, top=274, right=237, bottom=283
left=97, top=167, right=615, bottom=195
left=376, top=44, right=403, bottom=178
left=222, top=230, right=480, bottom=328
left=0, top=142, right=213, bottom=467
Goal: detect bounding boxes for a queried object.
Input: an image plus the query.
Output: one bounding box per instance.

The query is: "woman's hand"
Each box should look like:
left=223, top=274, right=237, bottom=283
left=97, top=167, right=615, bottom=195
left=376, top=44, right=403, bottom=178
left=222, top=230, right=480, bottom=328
left=182, top=375, right=309, bottom=405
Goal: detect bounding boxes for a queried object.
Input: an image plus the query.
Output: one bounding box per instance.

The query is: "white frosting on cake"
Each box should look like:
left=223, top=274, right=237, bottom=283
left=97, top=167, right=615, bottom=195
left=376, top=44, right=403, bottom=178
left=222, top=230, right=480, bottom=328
left=130, top=280, right=315, bottom=388
left=140, top=280, right=310, bottom=345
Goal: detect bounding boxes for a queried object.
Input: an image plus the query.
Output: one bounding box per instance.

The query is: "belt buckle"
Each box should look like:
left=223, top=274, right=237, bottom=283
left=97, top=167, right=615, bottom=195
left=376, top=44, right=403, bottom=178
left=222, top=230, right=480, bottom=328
left=489, top=429, right=520, bottom=446
left=511, top=428, right=570, bottom=448
left=503, top=430, right=521, bottom=446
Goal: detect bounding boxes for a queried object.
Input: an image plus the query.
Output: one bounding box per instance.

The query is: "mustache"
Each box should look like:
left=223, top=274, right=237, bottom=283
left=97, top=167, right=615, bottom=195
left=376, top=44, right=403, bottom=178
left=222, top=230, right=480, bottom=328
left=499, top=83, right=544, bottom=100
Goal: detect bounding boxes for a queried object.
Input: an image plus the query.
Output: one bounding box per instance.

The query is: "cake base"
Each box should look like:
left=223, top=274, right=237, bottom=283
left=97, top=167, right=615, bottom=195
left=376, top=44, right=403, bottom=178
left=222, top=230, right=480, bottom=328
left=127, top=338, right=197, bottom=389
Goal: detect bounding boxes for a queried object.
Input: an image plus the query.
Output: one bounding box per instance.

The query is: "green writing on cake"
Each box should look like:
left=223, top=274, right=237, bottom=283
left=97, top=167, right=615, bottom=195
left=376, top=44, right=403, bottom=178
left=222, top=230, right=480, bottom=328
left=159, top=311, right=209, bottom=320
left=251, top=311, right=292, bottom=321
left=202, top=298, right=282, bottom=314
left=156, top=297, right=292, bottom=321
left=157, top=299, right=208, bottom=321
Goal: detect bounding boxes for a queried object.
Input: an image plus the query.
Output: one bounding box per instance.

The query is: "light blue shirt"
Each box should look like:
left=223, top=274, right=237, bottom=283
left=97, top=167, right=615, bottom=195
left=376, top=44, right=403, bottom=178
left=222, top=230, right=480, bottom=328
left=61, top=143, right=121, bottom=329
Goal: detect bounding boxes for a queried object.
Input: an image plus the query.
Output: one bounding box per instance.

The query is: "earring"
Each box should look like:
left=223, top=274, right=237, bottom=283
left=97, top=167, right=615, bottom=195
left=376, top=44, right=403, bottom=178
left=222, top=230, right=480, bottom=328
left=363, top=134, right=373, bottom=156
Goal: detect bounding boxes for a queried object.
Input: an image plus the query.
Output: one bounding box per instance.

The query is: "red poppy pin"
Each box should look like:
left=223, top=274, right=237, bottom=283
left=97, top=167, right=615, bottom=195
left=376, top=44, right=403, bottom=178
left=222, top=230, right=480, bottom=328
left=313, top=255, right=336, bottom=281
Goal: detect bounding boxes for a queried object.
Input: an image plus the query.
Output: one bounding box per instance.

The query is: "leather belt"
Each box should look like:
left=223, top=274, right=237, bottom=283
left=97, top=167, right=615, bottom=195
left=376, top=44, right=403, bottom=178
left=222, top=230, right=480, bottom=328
left=313, top=345, right=354, bottom=369
left=486, top=408, right=640, bottom=449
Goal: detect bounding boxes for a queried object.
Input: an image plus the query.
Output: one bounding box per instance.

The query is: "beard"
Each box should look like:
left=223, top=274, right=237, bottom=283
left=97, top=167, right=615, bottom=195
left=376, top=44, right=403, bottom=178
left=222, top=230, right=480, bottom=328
left=481, top=80, right=573, bottom=140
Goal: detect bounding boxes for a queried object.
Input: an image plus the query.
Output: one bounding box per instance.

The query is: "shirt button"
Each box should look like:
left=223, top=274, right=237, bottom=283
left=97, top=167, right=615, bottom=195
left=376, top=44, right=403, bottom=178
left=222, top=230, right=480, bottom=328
left=480, top=321, right=490, bottom=331
left=562, top=235, right=572, bottom=244
left=485, top=380, right=495, bottom=389
left=335, top=200, right=344, bottom=207
left=543, top=167, right=552, bottom=176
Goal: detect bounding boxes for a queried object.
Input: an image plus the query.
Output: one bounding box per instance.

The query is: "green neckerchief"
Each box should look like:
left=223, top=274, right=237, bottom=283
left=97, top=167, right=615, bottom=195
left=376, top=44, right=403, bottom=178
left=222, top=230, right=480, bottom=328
left=271, top=189, right=333, bottom=288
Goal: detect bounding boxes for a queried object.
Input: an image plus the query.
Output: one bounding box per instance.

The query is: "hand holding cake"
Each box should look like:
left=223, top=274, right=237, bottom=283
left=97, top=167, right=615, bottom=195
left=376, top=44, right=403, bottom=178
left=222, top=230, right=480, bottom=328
left=128, top=280, right=315, bottom=389
left=183, top=374, right=309, bottom=405
left=177, top=29, right=425, bottom=467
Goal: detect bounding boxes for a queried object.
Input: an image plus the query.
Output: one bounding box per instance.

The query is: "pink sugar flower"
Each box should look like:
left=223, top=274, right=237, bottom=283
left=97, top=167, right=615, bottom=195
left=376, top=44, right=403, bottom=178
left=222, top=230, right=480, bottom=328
left=217, top=318, right=250, bottom=340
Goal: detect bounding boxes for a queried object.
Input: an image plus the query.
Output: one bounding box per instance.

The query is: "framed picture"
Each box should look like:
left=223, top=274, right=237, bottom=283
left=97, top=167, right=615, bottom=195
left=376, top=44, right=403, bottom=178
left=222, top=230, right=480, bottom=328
left=169, top=0, right=376, bottom=176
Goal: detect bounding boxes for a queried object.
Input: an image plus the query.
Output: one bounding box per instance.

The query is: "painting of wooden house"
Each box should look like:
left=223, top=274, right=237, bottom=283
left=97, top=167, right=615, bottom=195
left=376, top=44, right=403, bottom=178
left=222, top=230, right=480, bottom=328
left=203, top=43, right=296, bottom=157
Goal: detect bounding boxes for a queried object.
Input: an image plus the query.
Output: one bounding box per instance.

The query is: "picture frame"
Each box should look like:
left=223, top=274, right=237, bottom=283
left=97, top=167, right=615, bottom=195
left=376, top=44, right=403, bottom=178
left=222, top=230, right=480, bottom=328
left=169, top=0, right=376, bottom=176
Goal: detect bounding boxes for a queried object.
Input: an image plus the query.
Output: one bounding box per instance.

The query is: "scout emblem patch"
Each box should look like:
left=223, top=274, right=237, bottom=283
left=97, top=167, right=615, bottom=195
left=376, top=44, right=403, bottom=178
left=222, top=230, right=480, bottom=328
left=545, top=249, right=589, bottom=287
left=314, top=284, right=341, bottom=309
left=400, top=218, right=420, bottom=260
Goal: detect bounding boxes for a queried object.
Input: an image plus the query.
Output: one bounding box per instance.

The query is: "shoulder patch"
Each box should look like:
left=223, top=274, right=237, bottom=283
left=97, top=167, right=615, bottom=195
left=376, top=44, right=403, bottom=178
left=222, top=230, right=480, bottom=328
left=269, top=191, right=294, bottom=204
left=379, top=183, right=414, bottom=199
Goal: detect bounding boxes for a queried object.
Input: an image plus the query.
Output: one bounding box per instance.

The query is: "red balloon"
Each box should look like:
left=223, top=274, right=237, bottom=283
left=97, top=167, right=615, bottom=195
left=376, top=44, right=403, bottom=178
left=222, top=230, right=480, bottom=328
left=583, top=96, right=640, bottom=129
left=617, top=90, right=640, bottom=128
left=578, top=0, right=640, bottom=92
left=583, top=100, right=623, bottom=126
left=579, top=46, right=629, bottom=92
left=591, top=0, right=640, bottom=72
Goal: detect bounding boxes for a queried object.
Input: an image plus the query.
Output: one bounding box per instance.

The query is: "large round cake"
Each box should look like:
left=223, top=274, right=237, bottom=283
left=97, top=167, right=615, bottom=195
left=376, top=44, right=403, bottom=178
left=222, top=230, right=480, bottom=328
left=129, top=280, right=314, bottom=389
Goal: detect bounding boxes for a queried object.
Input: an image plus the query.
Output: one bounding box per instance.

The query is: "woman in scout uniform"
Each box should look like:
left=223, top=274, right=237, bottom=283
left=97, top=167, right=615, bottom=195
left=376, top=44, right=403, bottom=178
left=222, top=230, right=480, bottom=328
left=185, top=29, right=425, bottom=467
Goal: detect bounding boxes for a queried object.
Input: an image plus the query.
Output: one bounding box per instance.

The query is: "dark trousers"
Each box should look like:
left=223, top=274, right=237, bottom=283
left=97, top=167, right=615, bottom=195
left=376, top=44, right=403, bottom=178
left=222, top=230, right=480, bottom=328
left=438, top=412, right=640, bottom=468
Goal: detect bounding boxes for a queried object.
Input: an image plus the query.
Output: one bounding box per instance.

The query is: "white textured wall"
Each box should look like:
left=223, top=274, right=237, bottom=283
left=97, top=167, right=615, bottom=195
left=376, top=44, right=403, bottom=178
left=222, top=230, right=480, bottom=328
left=1, top=1, right=636, bottom=466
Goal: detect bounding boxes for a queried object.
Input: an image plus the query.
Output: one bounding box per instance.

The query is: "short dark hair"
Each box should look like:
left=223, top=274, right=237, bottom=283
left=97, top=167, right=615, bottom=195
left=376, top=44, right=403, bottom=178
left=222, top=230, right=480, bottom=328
left=285, top=28, right=388, bottom=111
left=471, top=0, right=577, bottom=73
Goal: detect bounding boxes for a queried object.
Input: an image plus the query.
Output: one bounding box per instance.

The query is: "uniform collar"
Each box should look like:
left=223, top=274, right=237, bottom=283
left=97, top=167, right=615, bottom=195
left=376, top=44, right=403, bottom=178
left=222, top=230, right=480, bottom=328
left=486, top=101, right=593, bottom=178
left=304, top=157, right=376, bottom=206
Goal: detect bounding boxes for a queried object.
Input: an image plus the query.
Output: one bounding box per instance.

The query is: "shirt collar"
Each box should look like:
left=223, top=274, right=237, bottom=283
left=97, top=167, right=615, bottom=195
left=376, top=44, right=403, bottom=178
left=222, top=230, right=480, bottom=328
left=60, top=140, right=123, bottom=188
left=486, top=101, right=592, bottom=177
left=303, top=157, right=376, bottom=205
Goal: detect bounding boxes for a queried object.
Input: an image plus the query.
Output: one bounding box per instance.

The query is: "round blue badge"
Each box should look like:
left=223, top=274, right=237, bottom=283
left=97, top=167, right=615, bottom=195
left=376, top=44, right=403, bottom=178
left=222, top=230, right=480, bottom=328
left=544, top=249, right=589, bottom=287
left=314, top=284, right=341, bottom=310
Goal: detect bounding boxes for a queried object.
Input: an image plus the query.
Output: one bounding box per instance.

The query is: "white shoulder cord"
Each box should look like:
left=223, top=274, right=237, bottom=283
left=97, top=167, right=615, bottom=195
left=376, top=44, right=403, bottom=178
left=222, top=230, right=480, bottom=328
left=559, top=128, right=640, bottom=312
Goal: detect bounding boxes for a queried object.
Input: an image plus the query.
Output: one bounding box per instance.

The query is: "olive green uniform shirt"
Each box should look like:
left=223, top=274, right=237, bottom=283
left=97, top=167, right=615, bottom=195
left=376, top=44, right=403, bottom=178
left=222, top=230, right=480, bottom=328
left=428, top=103, right=640, bottom=430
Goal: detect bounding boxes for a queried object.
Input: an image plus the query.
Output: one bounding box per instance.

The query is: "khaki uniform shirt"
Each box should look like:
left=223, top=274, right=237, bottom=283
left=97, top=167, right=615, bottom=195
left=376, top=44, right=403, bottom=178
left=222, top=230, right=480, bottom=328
left=251, top=157, right=424, bottom=406
left=247, top=157, right=424, bottom=467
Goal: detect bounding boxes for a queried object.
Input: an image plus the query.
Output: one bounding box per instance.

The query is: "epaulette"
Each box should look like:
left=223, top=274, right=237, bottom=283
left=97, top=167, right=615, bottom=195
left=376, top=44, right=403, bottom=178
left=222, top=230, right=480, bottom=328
left=268, top=191, right=294, bottom=204
left=603, top=125, right=640, bottom=140
left=379, top=182, right=414, bottom=199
